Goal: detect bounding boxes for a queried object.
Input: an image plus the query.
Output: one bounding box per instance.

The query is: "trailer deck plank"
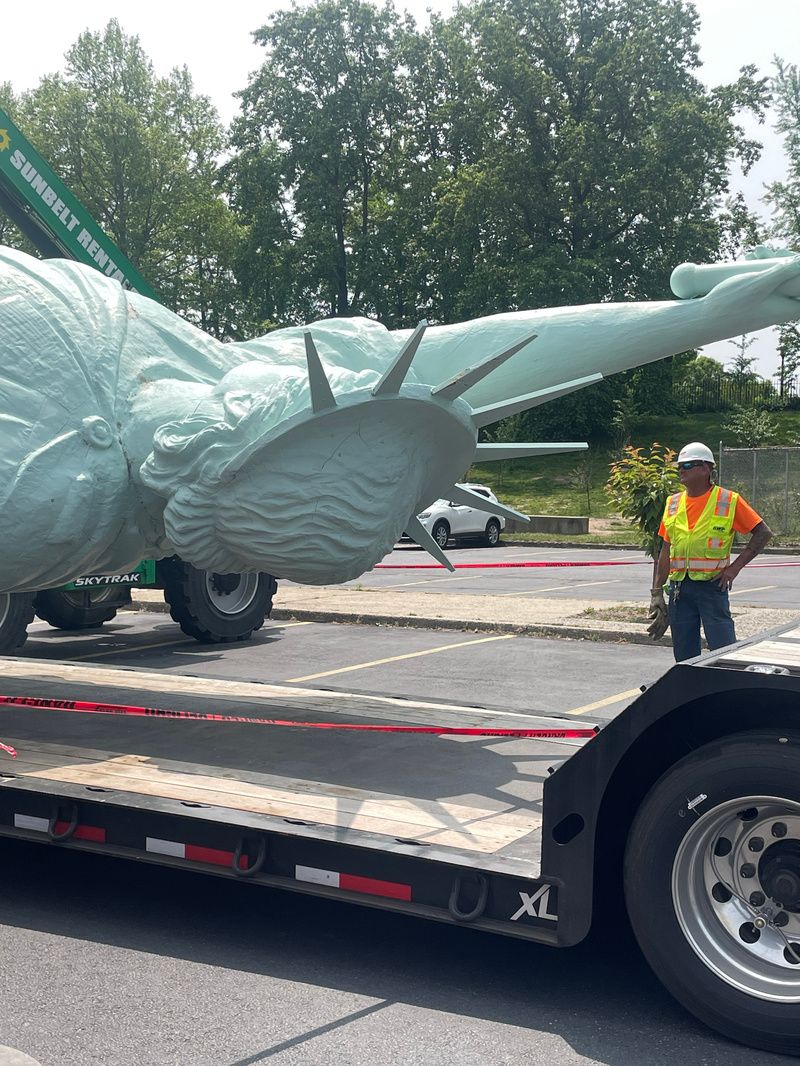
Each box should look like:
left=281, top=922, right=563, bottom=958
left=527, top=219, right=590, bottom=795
left=4, top=740, right=540, bottom=853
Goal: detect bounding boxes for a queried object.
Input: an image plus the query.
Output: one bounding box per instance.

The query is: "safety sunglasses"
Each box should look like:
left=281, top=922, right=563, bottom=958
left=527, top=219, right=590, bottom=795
left=677, top=460, right=706, bottom=470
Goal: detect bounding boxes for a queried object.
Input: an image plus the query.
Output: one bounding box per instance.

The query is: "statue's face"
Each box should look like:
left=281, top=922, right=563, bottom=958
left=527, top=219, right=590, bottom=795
left=155, top=390, right=477, bottom=584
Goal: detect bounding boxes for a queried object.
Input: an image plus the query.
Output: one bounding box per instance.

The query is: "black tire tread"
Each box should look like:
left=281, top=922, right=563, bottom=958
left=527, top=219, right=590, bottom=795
left=160, top=558, right=277, bottom=644
left=0, top=593, right=34, bottom=654
left=34, top=588, right=127, bottom=630
left=624, top=730, right=800, bottom=1055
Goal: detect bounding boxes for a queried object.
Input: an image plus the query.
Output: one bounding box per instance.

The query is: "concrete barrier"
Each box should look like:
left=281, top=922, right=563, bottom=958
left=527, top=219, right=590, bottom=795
left=505, top=515, right=589, bottom=535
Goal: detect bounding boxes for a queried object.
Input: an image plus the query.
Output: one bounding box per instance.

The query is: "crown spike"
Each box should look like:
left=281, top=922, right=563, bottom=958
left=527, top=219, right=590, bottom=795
left=448, top=484, right=529, bottom=524
left=304, top=331, right=337, bottom=412
left=372, top=321, right=428, bottom=396
left=474, top=442, right=588, bottom=461
left=471, top=373, right=603, bottom=428
left=404, top=515, right=456, bottom=570
left=432, top=332, right=538, bottom=401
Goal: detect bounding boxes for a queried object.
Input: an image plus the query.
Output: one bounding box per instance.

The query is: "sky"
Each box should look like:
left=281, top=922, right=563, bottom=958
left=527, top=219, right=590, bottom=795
left=4, top=0, right=799, bottom=376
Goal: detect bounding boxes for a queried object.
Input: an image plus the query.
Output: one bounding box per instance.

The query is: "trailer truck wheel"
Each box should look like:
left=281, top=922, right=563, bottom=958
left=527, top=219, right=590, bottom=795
left=160, top=559, right=277, bottom=643
left=34, top=587, right=130, bottom=630
left=624, top=731, right=800, bottom=1054
left=0, top=592, right=35, bottom=653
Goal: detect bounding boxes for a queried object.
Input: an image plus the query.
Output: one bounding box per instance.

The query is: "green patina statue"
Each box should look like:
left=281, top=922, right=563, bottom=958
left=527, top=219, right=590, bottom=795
left=1, top=245, right=798, bottom=590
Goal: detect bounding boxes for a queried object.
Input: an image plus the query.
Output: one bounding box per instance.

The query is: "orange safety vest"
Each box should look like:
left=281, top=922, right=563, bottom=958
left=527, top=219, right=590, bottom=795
left=662, top=486, right=738, bottom=581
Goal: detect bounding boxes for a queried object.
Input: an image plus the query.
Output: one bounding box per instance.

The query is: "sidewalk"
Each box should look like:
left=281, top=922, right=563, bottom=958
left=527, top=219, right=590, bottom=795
left=129, top=584, right=799, bottom=647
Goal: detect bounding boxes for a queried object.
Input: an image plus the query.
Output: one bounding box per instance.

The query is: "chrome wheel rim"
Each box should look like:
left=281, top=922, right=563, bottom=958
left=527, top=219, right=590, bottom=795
left=205, top=572, right=260, bottom=615
left=673, top=795, right=800, bottom=1002
left=0, top=593, right=10, bottom=627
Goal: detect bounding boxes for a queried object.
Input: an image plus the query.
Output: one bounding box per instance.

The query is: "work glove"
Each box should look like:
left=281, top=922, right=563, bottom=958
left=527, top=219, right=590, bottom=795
left=647, top=587, right=669, bottom=640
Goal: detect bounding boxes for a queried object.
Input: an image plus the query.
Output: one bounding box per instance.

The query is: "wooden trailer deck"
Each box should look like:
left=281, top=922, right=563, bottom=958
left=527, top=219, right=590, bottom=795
left=0, top=659, right=592, bottom=878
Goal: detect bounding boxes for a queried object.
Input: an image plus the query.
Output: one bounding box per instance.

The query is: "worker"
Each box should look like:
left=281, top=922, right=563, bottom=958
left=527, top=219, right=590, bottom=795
left=647, top=442, right=773, bottom=660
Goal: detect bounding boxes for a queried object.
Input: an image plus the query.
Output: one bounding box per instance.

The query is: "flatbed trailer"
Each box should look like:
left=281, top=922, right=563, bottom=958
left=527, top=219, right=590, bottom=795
left=3, top=628, right=800, bottom=1055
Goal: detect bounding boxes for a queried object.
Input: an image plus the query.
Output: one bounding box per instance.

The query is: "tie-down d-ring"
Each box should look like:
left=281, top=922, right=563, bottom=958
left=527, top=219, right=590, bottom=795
left=232, top=835, right=267, bottom=878
left=448, top=872, right=489, bottom=922
left=48, top=803, right=79, bottom=842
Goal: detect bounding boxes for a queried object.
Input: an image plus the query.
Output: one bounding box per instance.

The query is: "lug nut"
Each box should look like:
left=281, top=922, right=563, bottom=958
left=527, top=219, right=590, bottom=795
left=772, top=822, right=788, bottom=838
left=775, top=911, right=790, bottom=928
left=750, top=891, right=766, bottom=907
left=749, top=837, right=764, bottom=852
left=741, top=863, right=756, bottom=878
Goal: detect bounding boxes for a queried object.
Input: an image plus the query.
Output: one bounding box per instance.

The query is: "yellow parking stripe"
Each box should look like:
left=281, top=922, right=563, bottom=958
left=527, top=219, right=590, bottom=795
left=565, top=687, right=641, bottom=716
left=286, top=634, right=515, bottom=683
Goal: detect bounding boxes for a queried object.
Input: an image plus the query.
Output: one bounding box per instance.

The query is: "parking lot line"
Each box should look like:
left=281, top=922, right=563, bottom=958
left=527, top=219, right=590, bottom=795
left=729, top=585, right=777, bottom=596
left=565, top=687, right=642, bottom=715
left=377, top=574, right=482, bottom=589
left=497, top=579, right=618, bottom=597
left=285, top=634, right=515, bottom=683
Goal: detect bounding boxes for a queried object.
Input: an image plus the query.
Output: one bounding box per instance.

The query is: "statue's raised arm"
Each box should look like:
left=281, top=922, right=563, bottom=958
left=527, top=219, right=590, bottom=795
left=1, top=245, right=798, bottom=591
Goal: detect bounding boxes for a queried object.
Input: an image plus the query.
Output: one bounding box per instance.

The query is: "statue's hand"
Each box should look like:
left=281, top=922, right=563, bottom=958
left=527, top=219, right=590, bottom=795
left=706, top=254, right=800, bottom=323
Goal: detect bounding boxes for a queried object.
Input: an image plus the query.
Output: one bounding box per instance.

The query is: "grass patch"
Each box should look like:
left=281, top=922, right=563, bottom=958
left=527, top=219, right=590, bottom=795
left=582, top=604, right=650, bottom=622
left=465, top=409, right=800, bottom=528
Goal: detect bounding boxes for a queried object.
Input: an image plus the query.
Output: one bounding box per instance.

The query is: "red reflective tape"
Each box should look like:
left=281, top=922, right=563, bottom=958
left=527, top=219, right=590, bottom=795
left=339, top=873, right=412, bottom=901
left=0, top=695, right=597, bottom=739
left=54, top=821, right=106, bottom=843
left=0, top=741, right=17, bottom=759
left=185, top=843, right=246, bottom=869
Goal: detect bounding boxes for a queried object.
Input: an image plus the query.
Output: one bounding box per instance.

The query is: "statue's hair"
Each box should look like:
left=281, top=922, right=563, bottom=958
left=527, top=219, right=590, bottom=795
left=140, top=381, right=425, bottom=584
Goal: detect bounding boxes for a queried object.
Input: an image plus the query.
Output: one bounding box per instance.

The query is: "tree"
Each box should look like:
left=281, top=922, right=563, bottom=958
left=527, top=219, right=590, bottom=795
left=8, top=21, right=244, bottom=334
left=764, top=60, right=800, bottom=391
left=606, top=444, right=680, bottom=560
left=417, top=0, right=769, bottom=320
left=723, top=407, right=779, bottom=448
left=229, top=0, right=412, bottom=323
left=726, top=333, right=758, bottom=381
left=774, top=324, right=800, bottom=399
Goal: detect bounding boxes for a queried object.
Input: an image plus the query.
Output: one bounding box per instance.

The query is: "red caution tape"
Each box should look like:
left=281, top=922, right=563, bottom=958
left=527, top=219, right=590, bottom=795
left=0, top=694, right=596, bottom=739
left=0, top=741, right=17, bottom=759
left=375, top=559, right=647, bottom=569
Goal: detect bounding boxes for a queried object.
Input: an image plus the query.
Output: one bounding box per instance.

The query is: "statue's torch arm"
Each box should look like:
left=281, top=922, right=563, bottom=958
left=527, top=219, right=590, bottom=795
left=671, top=258, right=800, bottom=300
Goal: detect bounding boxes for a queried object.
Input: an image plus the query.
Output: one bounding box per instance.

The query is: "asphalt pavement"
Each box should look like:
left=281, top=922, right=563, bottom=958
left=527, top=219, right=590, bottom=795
left=2, top=549, right=797, bottom=1064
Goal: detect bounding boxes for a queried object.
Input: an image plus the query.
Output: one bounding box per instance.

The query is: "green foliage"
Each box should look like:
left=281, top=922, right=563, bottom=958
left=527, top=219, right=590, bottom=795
left=605, top=444, right=681, bottom=559
left=722, top=407, right=779, bottom=447
left=7, top=21, right=244, bottom=335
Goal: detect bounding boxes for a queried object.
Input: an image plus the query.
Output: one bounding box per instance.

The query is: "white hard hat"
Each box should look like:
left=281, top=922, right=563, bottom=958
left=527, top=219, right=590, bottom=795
left=677, top=441, right=715, bottom=464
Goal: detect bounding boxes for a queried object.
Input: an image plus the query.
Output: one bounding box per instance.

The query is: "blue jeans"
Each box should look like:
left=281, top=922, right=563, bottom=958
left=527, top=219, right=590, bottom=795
left=668, top=578, right=736, bottom=662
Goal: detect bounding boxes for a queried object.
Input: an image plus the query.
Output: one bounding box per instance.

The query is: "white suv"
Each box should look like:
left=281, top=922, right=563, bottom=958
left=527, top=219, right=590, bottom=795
left=409, top=483, right=506, bottom=548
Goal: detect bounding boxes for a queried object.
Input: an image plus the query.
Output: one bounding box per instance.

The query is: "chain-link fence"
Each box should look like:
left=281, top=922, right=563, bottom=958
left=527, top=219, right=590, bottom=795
left=718, top=445, right=800, bottom=537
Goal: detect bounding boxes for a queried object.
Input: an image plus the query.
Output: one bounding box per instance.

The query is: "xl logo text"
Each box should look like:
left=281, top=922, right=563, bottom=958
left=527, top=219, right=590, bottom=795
left=510, top=885, right=557, bottom=922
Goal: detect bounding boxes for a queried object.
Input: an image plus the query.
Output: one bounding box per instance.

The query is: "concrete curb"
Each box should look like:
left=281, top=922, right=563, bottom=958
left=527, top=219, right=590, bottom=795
left=124, top=597, right=671, bottom=647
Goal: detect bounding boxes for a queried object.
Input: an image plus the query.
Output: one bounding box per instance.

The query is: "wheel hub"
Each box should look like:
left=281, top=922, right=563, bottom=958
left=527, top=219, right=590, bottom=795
left=210, top=573, right=242, bottom=596
left=203, top=571, right=260, bottom=616
left=673, top=798, right=800, bottom=1001
left=760, top=841, right=800, bottom=912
